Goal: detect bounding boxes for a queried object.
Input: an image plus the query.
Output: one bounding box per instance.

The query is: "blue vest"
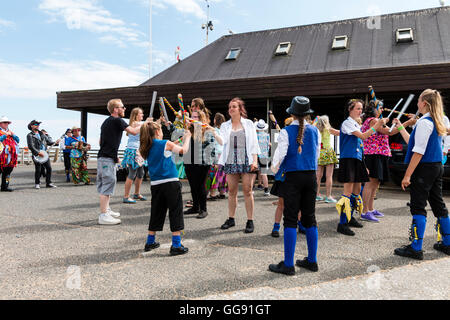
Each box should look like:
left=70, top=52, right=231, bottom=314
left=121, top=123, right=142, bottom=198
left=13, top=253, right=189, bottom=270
left=405, top=117, right=443, bottom=164
left=339, top=124, right=363, bottom=161
left=147, top=140, right=179, bottom=182
left=276, top=124, right=319, bottom=181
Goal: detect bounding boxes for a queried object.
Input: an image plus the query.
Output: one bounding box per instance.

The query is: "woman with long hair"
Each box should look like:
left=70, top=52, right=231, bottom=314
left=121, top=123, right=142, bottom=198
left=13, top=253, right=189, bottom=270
left=360, top=100, right=403, bottom=222
left=314, top=115, right=339, bottom=203
left=336, top=99, right=385, bottom=236
left=139, top=121, right=192, bottom=255
left=218, top=98, right=260, bottom=233
left=393, top=89, right=450, bottom=259
left=122, top=107, right=147, bottom=203
left=183, top=110, right=221, bottom=219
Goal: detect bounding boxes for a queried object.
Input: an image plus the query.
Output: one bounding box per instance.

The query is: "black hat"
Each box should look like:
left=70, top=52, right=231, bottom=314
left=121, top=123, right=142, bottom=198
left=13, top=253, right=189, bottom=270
left=286, top=96, right=314, bottom=116
left=28, top=120, right=41, bottom=131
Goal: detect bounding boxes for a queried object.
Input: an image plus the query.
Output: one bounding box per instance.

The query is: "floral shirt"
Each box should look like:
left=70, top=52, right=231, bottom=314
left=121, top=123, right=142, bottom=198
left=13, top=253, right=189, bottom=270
left=361, top=117, right=391, bottom=157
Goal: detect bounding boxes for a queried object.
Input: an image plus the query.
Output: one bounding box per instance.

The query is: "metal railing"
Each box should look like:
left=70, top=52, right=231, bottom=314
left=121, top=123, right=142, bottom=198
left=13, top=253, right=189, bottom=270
left=17, top=147, right=124, bottom=165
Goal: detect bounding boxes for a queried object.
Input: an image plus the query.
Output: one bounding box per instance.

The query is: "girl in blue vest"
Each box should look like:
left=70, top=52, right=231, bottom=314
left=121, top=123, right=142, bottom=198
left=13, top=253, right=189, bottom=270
left=336, top=99, right=385, bottom=236
left=139, top=121, right=192, bottom=256
left=393, top=89, right=450, bottom=259
left=268, top=96, right=321, bottom=275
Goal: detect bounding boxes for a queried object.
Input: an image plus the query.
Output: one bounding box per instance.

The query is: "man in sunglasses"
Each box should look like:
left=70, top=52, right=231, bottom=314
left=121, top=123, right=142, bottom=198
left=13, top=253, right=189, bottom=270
left=97, top=99, right=149, bottom=225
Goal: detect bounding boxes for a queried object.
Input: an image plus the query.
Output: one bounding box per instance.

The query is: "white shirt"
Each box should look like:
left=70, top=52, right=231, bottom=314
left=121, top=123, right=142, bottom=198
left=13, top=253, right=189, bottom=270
left=443, top=116, right=450, bottom=154
left=271, top=120, right=321, bottom=173
left=341, top=117, right=361, bottom=135
left=412, top=112, right=435, bottom=155
left=218, top=118, right=261, bottom=166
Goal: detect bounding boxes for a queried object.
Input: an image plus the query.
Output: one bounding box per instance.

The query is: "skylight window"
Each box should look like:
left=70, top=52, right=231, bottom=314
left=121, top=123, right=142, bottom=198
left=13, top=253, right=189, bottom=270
left=396, top=28, right=414, bottom=43
left=275, top=42, right=292, bottom=55
left=332, top=35, right=349, bottom=50
left=225, top=48, right=241, bottom=60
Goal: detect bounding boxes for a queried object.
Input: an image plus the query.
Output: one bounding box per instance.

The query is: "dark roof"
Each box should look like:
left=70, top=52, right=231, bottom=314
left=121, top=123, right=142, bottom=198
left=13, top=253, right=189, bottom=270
left=142, top=6, right=450, bottom=86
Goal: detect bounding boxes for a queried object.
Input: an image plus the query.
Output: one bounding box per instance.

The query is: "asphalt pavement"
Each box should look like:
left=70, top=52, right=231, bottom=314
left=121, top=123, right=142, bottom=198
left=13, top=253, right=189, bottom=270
left=0, top=162, right=448, bottom=300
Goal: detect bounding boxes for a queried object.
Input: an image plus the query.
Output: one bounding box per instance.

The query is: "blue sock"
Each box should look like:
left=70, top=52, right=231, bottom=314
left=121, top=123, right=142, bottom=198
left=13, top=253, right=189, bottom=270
left=297, top=220, right=306, bottom=232
left=411, top=215, right=426, bottom=251
left=284, top=228, right=297, bottom=268
left=273, top=223, right=281, bottom=232
left=305, top=226, right=318, bottom=263
left=146, top=234, right=155, bottom=245
left=438, top=216, right=450, bottom=246
left=172, top=235, right=181, bottom=248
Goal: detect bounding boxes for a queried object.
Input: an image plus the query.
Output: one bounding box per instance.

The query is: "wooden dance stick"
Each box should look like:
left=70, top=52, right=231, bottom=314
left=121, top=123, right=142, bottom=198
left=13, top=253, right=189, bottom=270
left=389, top=94, right=415, bottom=132
left=159, top=97, right=169, bottom=122
left=149, top=91, right=157, bottom=118
left=386, top=98, right=404, bottom=119
left=383, top=108, right=415, bottom=117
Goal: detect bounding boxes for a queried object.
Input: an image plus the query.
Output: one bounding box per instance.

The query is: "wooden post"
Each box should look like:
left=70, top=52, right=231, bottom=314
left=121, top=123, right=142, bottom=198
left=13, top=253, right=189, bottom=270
left=81, top=110, right=88, bottom=141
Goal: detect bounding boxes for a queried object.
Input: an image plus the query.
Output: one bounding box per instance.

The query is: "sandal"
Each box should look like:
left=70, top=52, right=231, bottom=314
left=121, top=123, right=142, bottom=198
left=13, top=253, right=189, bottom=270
left=133, top=194, right=147, bottom=201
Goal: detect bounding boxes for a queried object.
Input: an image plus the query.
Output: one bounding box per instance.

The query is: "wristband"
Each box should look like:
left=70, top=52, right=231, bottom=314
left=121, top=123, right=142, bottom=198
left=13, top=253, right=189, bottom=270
left=178, top=138, right=183, bottom=144
left=397, top=125, right=404, bottom=131
left=371, top=127, right=376, bottom=133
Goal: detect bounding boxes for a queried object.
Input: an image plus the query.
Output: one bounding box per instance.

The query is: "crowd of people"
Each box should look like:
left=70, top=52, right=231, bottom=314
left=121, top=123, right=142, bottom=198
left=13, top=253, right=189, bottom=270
left=1, top=88, right=449, bottom=274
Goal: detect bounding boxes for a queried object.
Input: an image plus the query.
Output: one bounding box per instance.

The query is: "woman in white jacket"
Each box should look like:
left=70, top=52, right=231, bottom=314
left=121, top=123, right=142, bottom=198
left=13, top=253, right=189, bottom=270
left=218, top=98, right=260, bottom=233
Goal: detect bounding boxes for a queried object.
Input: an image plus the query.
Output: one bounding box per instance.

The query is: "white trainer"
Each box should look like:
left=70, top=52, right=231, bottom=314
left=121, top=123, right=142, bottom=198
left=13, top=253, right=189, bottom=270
left=98, top=213, right=121, bottom=225
left=107, top=208, right=120, bottom=218
left=35, top=184, right=40, bottom=189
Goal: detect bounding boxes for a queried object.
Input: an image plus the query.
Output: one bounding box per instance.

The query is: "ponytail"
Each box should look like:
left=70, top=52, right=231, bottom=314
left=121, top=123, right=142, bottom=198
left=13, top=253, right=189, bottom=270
left=139, top=122, right=161, bottom=160
left=296, top=116, right=306, bottom=153
left=421, top=89, right=447, bottom=136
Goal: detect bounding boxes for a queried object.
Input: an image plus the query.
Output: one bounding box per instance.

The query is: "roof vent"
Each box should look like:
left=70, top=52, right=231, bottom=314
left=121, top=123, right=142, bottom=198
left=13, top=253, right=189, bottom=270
left=225, top=48, right=241, bottom=60
left=332, top=35, right=349, bottom=50
left=275, top=42, right=292, bottom=55
left=396, top=28, right=414, bottom=43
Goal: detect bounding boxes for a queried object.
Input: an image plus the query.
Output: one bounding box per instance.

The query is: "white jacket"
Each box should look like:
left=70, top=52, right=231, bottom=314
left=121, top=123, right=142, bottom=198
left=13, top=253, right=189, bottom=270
left=218, top=118, right=261, bottom=166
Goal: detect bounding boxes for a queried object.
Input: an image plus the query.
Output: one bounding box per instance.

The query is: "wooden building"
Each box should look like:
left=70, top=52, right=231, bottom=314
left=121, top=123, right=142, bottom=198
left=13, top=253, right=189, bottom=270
left=57, top=6, right=450, bottom=137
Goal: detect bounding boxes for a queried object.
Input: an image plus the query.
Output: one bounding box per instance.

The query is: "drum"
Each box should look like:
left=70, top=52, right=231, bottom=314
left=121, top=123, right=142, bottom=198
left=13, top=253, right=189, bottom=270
left=33, top=150, right=49, bottom=164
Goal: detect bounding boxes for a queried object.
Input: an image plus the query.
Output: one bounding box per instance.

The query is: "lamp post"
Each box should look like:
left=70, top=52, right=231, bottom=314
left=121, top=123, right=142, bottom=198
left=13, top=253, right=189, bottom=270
left=201, top=0, right=213, bottom=45
left=149, top=0, right=153, bottom=78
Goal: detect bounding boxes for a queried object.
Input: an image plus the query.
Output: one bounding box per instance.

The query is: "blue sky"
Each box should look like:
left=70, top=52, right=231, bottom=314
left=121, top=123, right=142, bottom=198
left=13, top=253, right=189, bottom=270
left=0, top=0, right=445, bottom=148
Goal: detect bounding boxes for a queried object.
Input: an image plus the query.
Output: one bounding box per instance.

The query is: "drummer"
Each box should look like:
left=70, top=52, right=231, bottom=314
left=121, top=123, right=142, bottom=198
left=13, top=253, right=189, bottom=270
left=26, top=120, right=60, bottom=189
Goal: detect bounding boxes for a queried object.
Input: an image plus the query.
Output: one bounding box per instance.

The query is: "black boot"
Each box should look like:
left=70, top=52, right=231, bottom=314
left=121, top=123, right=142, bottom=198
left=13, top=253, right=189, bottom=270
left=268, top=261, right=295, bottom=276
left=337, top=223, right=355, bottom=236
left=433, top=242, right=450, bottom=255
left=296, top=257, right=319, bottom=272
left=349, top=217, right=363, bottom=228
left=394, top=244, right=424, bottom=260
left=221, top=218, right=235, bottom=230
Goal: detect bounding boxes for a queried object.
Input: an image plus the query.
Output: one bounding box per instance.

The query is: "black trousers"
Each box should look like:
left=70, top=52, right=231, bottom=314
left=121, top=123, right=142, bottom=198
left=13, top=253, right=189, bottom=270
left=63, top=152, right=71, bottom=174
left=184, top=164, right=210, bottom=212
left=149, top=181, right=184, bottom=232
left=34, top=160, right=52, bottom=185
left=0, top=166, right=13, bottom=190
left=281, top=171, right=318, bottom=229
left=410, top=162, right=448, bottom=218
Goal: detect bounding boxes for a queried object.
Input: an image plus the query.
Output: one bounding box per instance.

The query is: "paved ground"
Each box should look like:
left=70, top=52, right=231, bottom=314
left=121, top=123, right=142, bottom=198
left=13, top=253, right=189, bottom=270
left=0, top=162, right=449, bottom=300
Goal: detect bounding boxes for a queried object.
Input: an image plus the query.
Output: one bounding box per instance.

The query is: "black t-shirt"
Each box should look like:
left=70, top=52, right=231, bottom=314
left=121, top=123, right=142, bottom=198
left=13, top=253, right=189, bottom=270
left=98, top=116, right=129, bottom=161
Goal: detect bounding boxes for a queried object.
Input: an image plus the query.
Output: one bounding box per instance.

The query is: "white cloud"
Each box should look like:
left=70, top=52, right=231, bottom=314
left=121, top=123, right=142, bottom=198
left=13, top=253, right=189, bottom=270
left=0, top=18, right=15, bottom=32
left=132, top=0, right=225, bottom=20
left=38, top=0, right=146, bottom=47
left=0, top=59, right=148, bottom=99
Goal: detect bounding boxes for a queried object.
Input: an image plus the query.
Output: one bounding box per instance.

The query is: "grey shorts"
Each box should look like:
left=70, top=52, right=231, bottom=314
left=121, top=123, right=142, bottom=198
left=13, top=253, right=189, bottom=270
left=96, top=157, right=117, bottom=196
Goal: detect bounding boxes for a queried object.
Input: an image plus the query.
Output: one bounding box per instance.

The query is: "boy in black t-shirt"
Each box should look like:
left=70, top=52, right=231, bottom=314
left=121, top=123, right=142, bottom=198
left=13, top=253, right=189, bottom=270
left=97, top=99, right=147, bottom=225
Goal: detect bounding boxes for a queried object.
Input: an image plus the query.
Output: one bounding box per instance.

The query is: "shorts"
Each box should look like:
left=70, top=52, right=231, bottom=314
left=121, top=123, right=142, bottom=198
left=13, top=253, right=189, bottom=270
left=364, top=154, right=390, bottom=182
left=337, top=158, right=369, bottom=183
left=96, top=157, right=117, bottom=196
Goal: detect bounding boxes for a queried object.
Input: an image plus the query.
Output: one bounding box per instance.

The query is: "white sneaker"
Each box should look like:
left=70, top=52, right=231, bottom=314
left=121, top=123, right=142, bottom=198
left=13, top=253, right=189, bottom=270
left=107, top=208, right=120, bottom=218
left=35, top=184, right=40, bottom=189
left=98, top=213, right=121, bottom=225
